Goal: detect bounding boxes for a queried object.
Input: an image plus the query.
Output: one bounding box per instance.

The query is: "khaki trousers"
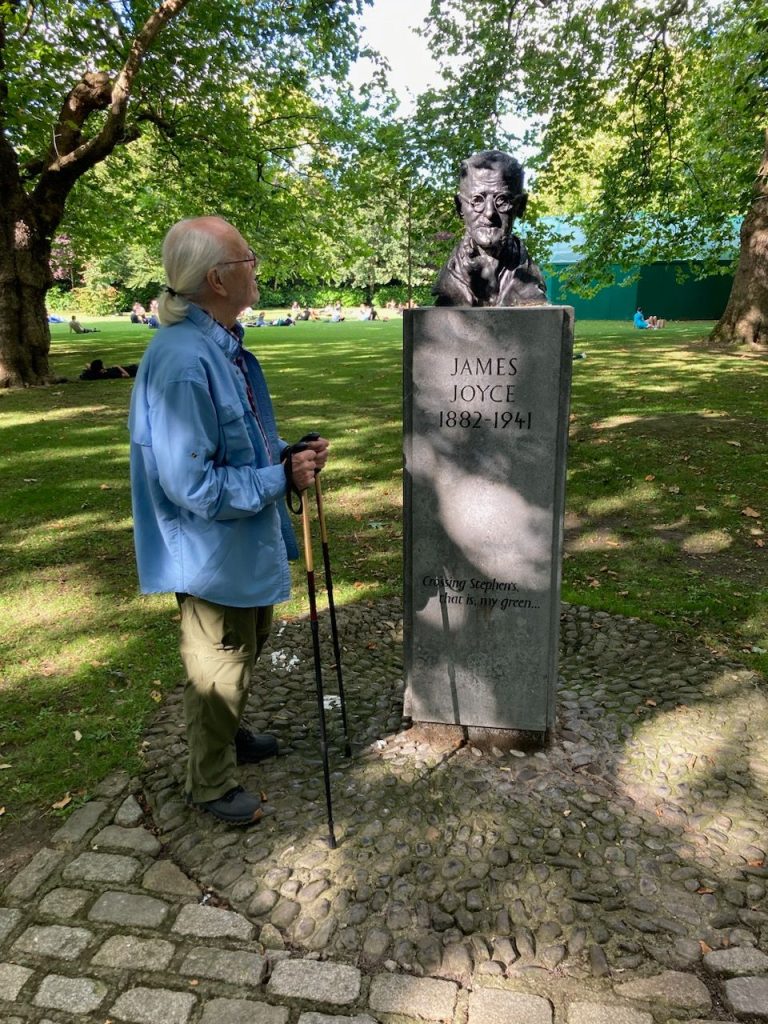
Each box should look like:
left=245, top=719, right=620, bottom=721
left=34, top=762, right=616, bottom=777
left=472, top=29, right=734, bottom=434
left=177, top=594, right=273, bottom=802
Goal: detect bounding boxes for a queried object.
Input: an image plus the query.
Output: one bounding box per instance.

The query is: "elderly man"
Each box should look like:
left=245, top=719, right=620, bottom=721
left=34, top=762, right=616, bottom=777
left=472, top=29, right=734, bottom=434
left=433, top=150, right=547, bottom=307
left=129, top=216, right=328, bottom=825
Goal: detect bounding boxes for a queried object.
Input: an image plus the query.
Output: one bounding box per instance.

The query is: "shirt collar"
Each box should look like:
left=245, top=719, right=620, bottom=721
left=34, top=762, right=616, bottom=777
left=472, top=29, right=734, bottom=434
left=186, top=303, right=245, bottom=358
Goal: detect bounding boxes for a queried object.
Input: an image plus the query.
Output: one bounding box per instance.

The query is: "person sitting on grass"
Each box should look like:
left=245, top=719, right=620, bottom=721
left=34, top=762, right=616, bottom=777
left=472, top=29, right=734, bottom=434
left=69, top=315, right=99, bottom=334
left=79, top=358, right=138, bottom=380
left=633, top=308, right=665, bottom=330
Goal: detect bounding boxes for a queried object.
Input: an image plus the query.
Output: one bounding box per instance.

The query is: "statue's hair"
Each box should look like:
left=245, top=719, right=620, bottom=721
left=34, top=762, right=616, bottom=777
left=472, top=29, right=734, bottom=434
left=157, top=218, right=231, bottom=325
left=459, top=150, right=525, bottom=193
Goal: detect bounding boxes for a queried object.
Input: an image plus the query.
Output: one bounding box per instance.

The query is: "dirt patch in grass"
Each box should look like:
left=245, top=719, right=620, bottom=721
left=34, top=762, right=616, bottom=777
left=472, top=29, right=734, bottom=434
left=0, top=813, right=57, bottom=889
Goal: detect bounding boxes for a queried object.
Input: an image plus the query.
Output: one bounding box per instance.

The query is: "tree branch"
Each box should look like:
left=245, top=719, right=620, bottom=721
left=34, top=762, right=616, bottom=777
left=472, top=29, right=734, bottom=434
left=31, top=0, right=191, bottom=230
left=39, top=0, right=190, bottom=178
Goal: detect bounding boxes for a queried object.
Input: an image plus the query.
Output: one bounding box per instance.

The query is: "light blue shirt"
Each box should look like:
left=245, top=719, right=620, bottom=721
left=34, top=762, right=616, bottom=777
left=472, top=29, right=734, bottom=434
left=128, top=304, right=298, bottom=607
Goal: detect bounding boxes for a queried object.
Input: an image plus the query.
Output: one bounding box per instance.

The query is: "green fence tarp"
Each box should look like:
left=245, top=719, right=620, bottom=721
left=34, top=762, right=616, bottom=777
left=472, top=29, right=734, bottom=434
left=637, top=262, right=734, bottom=320
left=544, top=261, right=734, bottom=321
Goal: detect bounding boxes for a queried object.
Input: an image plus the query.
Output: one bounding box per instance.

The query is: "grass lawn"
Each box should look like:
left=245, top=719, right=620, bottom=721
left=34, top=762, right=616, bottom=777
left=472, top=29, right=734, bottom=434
left=0, top=314, right=765, bottom=828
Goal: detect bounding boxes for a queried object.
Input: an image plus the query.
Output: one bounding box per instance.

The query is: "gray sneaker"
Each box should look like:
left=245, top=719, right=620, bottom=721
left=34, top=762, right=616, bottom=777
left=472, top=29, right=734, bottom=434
left=192, top=786, right=272, bottom=825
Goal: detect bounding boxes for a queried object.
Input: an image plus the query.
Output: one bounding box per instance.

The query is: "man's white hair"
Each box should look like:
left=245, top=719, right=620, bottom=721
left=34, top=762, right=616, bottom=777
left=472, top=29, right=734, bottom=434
left=157, top=218, right=230, bottom=325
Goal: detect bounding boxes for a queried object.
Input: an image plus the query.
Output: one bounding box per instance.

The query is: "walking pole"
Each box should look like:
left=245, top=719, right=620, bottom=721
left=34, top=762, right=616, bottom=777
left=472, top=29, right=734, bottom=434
left=312, top=472, right=352, bottom=758
left=288, top=444, right=337, bottom=849
left=298, top=432, right=351, bottom=755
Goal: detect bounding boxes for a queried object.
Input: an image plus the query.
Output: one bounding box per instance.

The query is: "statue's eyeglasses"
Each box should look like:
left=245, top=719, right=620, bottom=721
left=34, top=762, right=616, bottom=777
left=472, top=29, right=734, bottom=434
left=461, top=192, right=517, bottom=213
left=218, top=247, right=258, bottom=267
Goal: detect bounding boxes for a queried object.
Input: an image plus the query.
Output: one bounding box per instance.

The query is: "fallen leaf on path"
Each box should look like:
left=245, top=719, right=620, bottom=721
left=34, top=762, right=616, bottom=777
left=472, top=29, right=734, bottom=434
left=52, top=793, right=72, bottom=810
left=645, top=699, right=657, bottom=706
left=73, top=730, right=82, bottom=742
left=699, top=940, right=713, bottom=954
left=697, top=887, right=715, bottom=894
left=742, top=507, right=761, bottom=518
left=150, top=690, right=162, bottom=703
left=644, top=474, right=655, bottom=481
left=0, top=807, right=5, bottom=816
left=726, top=440, right=742, bottom=447
left=695, top=505, right=709, bottom=512
left=0, top=763, right=12, bottom=770
left=100, top=483, right=111, bottom=490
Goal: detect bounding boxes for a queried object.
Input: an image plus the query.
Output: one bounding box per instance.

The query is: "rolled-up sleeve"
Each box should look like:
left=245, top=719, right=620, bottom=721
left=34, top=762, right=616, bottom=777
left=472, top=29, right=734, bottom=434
left=149, top=378, right=285, bottom=521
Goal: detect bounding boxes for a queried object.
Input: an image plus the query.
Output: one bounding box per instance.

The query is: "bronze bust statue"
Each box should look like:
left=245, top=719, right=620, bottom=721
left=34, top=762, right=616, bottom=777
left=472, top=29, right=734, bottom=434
left=433, top=150, right=547, bottom=307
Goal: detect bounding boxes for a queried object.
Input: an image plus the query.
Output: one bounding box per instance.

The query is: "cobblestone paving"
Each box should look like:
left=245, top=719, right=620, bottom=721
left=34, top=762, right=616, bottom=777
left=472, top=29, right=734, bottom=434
left=2, top=598, right=768, bottom=1022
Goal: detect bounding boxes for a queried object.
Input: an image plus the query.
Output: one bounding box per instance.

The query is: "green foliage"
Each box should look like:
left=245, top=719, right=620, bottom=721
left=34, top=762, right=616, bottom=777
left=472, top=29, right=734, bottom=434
left=52, top=78, right=453, bottom=306
left=252, top=282, right=435, bottom=309
left=416, top=0, right=767, bottom=288
left=48, top=284, right=124, bottom=316
left=374, top=284, right=434, bottom=306
left=2, top=1, right=373, bottom=287
left=256, top=283, right=367, bottom=307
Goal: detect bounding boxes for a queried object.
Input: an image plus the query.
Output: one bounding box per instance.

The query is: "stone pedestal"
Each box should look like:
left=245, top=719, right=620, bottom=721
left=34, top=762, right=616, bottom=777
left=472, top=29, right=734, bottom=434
left=403, top=306, right=573, bottom=733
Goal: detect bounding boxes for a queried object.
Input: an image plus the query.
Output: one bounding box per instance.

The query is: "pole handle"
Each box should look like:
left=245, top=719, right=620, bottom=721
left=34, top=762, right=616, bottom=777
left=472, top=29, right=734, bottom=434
left=284, top=441, right=310, bottom=515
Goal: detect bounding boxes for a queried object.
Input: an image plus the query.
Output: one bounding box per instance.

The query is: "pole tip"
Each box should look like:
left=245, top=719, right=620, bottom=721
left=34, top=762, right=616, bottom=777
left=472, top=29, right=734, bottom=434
left=328, top=834, right=337, bottom=850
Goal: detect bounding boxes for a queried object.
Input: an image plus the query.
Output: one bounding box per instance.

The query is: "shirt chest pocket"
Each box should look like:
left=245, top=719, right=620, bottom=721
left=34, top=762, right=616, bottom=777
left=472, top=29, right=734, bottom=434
left=218, top=403, right=256, bottom=467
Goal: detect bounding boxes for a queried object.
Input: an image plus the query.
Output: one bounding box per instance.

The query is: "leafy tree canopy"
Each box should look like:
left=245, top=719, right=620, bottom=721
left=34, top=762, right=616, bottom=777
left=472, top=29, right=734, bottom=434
left=414, top=0, right=767, bottom=289
left=1, top=0, right=380, bottom=383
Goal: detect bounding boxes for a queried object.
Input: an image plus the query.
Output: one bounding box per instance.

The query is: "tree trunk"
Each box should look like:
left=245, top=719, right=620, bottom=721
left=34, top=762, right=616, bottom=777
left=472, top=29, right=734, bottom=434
left=0, top=2, right=190, bottom=386
left=710, top=137, right=768, bottom=348
left=0, top=194, right=53, bottom=387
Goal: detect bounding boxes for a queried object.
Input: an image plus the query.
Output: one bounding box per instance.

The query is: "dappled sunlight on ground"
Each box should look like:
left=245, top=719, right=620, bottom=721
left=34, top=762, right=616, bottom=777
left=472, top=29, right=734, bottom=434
left=585, top=481, right=658, bottom=516
left=682, top=529, right=734, bottom=554
left=565, top=528, right=627, bottom=553
left=588, top=414, right=645, bottom=430
left=616, top=663, right=768, bottom=868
